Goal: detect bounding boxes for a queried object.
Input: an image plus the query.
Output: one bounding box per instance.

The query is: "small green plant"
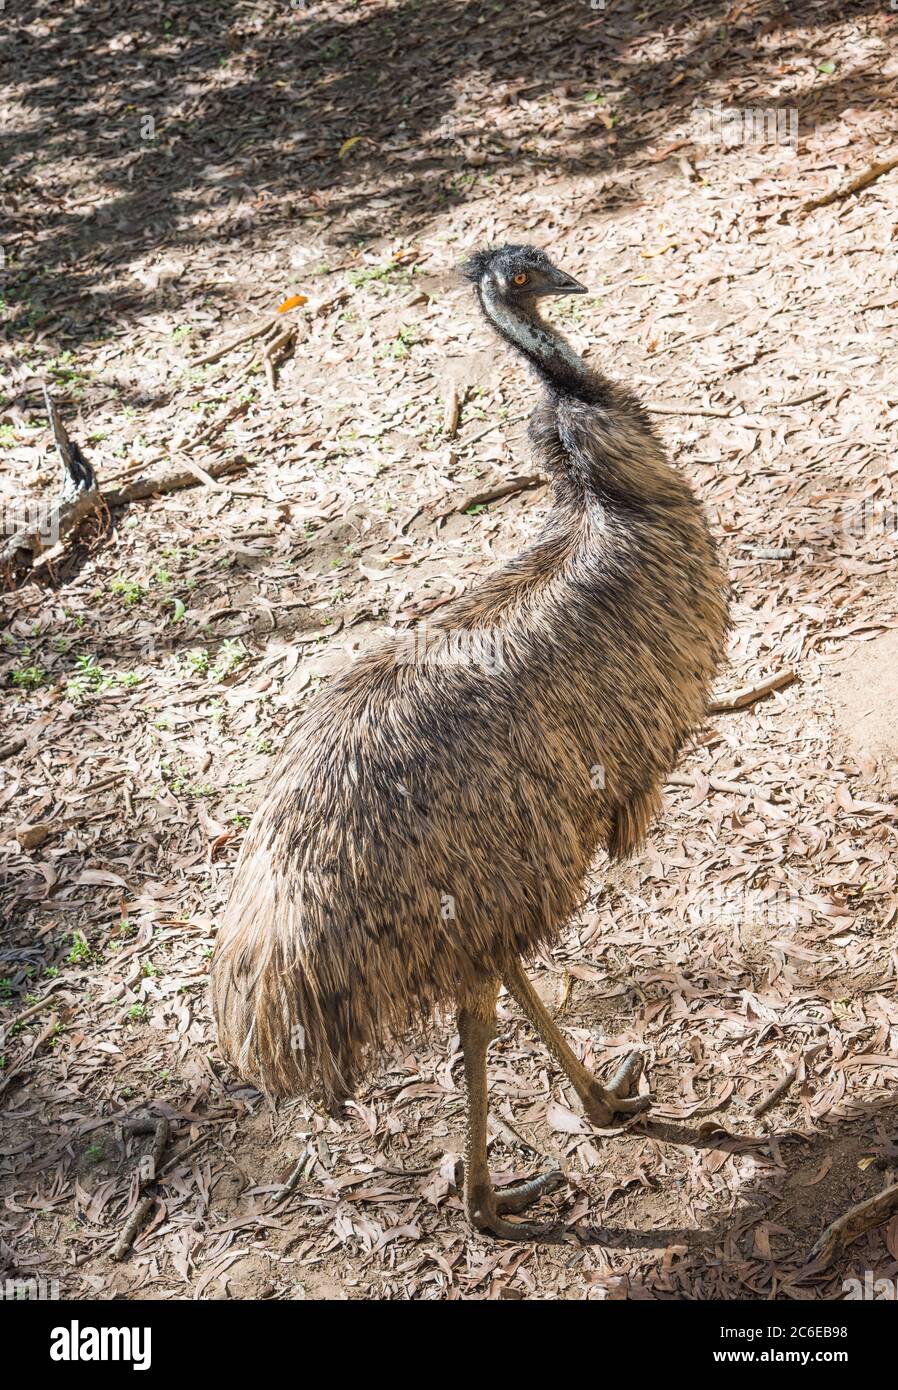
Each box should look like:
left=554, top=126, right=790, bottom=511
left=184, top=648, right=209, bottom=675
left=212, top=639, right=245, bottom=680
left=109, top=575, right=144, bottom=606
left=85, top=1144, right=103, bottom=1164
left=11, top=664, right=46, bottom=690
left=67, top=933, right=91, bottom=965
left=126, top=1003, right=148, bottom=1022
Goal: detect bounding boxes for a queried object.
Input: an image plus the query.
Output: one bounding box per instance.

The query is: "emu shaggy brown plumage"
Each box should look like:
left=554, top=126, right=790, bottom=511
left=211, top=244, right=729, bottom=1237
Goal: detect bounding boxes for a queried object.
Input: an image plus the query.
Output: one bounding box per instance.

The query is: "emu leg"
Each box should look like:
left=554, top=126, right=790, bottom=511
left=458, top=981, right=565, bottom=1238
left=502, top=958, right=650, bottom=1128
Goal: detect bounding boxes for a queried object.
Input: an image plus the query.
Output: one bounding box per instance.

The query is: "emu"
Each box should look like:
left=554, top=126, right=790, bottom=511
left=211, top=245, right=729, bottom=1238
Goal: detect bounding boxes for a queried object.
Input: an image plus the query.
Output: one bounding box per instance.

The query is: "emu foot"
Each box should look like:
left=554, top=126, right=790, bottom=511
left=458, top=1161, right=566, bottom=1240
left=582, top=1050, right=651, bottom=1128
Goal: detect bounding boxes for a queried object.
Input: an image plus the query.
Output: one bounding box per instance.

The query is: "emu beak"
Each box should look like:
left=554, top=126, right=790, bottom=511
left=543, top=268, right=588, bottom=296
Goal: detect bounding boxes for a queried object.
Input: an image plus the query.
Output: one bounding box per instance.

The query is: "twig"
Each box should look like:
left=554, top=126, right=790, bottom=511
left=193, top=316, right=279, bottom=366
left=459, top=412, right=528, bottom=448
left=263, top=324, right=298, bottom=393
left=753, top=1060, right=800, bottom=1117
left=708, top=668, right=797, bottom=713
left=189, top=399, right=250, bottom=449
left=269, top=1155, right=307, bottom=1209
left=110, top=1197, right=156, bottom=1263
left=742, top=546, right=795, bottom=560
left=644, top=401, right=734, bottom=418
left=111, top=1116, right=171, bottom=1260
left=1, top=385, right=101, bottom=572
left=3, top=980, right=70, bottom=1029
left=105, top=454, right=252, bottom=507
left=806, top=1180, right=898, bottom=1268
left=761, top=389, right=827, bottom=411
left=447, top=474, right=545, bottom=517
left=666, top=771, right=774, bottom=802
left=801, top=152, right=898, bottom=214
left=192, top=288, right=348, bottom=368
left=443, top=383, right=461, bottom=439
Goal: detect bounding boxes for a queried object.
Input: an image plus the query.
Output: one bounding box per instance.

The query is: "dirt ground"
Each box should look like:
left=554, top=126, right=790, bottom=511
left=2, top=0, right=898, bottom=1301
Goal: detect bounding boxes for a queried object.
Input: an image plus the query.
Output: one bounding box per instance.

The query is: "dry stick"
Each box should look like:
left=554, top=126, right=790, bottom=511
left=762, top=388, right=827, bottom=411
left=806, top=1180, right=898, bottom=1268
left=193, top=316, right=280, bottom=367
left=459, top=412, right=528, bottom=448
left=192, top=288, right=348, bottom=369
left=666, top=771, right=773, bottom=802
left=110, top=1197, right=155, bottom=1263
left=269, top=1155, right=307, bottom=1209
left=644, top=401, right=734, bottom=418
left=801, top=152, right=898, bottom=214
left=458, top=401, right=733, bottom=448
left=1, top=388, right=101, bottom=569
left=111, top=1117, right=171, bottom=1261
left=189, top=398, right=250, bottom=450
left=263, top=324, right=299, bottom=393
left=752, top=1060, right=800, bottom=1117
left=4, top=980, right=70, bottom=1029
left=443, top=383, right=461, bottom=439
left=105, top=454, right=251, bottom=507
left=453, top=474, right=546, bottom=514
left=103, top=395, right=250, bottom=481
left=708, top=668, right=797, bottom=714
left=0, top=735, right=27, bottom=762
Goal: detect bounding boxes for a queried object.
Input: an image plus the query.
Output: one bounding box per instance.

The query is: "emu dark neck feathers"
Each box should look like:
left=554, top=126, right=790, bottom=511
left=478, top=284, right=689, bottom=515
left=479, top=282, right=595, bottom=401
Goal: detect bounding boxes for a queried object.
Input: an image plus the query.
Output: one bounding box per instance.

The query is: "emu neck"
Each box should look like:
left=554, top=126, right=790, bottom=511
left=480, top=284, right=592, bottom=399
left=480, top=285, right=691, bottom=516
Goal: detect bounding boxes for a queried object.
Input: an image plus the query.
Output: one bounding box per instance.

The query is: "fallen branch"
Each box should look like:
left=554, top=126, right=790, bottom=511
left=192, top=288, right=348, bottom=368
left=752, top=1059, right=800, bottom=1117
left=459, top=412, right=529, bottom=448
left=447, top=474, right=546, bottom=516
left=644, top=401, right=734, bottom=418
left=708, top=668, right=797, bottom=713
left=742, top=546, right=795, bottom=560
left=193, top=316, right=280, bottom=367
left=110, top=1196, right=156, bottom=1263
left=105, top=454, right=251, bottom=507
left=801, top=152, right=898, bottom=214
left=806, top=1180, right=898, bottom=1268
left=263, top=323, right=299, bottom=393
left=269, top=1154, right=307, bottom=1209
left=443, top=383, right=461, bottom=439
left=188, top=398, right=251, bottom=450
left=111, top=1115, right=171, bottom=1261
left=667, top=771, right=775, bottom=802
left=1, top=385, right=101, bottom=573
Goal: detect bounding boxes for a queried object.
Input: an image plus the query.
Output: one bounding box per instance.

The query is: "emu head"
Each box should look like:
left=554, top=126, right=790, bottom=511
left=460, top=244, right=587, bottom=305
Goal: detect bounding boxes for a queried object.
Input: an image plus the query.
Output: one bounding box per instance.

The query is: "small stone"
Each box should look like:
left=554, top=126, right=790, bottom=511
left=16, top=822, right=51, bottom=850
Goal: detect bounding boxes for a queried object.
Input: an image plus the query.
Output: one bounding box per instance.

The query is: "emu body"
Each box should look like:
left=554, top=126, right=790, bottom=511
left=211, top=244, right=729, bottom=1236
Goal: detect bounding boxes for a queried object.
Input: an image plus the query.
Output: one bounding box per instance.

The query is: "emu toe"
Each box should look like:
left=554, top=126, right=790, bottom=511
left=465, top=1163, right=567, bottom=1240
left=583, top=1050, right=651, bottom=1128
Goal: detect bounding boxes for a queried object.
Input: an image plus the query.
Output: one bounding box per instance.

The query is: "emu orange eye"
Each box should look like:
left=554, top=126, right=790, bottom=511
left=513, top=273, right=527, bottom=285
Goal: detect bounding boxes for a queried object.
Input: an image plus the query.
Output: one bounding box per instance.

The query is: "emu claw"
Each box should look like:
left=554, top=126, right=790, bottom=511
left=458, top=1161, right=568, bottom=1239
left=583, top=1050, right=651, bottom=1127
